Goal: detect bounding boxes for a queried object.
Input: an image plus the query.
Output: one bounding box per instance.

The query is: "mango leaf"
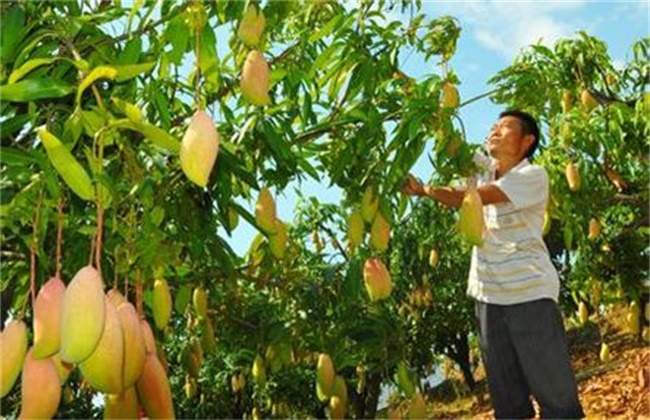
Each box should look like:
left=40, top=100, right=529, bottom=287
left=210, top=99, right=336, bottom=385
left=111, top=96, right=143, bottom=122
left=199, top=25, right=219, bottom=88
left=0, top=113, right=31, bottom=137
left=76, top=66, right=118, bottom=104
left=36, top=127, right=95, bottom=201
left=8, top=58, right=56, bottom=84
left=131, top=122, right=180, bottom=153
left=112, top=62, right=155, bottom=82
left=1, top=5, right=26, bottom=63
left=0, top=147, right=38, bottom=166
left=0, top=77, right=74, bottom=102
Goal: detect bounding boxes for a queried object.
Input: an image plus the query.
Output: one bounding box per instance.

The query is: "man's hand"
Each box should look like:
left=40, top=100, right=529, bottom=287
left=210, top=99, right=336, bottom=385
left=401, top=174, right=425, bottom=196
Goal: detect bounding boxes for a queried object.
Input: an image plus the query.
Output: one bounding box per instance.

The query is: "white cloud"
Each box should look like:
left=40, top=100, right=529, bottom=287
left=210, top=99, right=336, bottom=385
left=429, top=0, right=588, bottom=59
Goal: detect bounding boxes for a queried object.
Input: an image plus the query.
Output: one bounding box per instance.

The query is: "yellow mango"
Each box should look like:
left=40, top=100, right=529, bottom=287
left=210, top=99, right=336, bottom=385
left=18, top=349, right=61, bottom=419
left=363, top=258, right=393, bottom=301
left=588, top=218, right=600, bottom=241
left=60, top=265, right=106, bottom=363
left=180, top=110, right=219, bottom=188
left=316, top=353, right=335, bottom=402
left=360, top=186, right=379, bottom=223
left=252, top=354, right=266, bottom=387
left=441, top=82, right=460, bottom=109
left=241, top=50, right=270, bottom=106
left=408, top=392, right=426, bottom=419
left=237, top=5, right=266, bottom=46
left=347, top=209, right=364, bottom=249
left=136, top=353, right=175, bottom=419
left=565, top=162, right=580, bottom=191
left=458, top=186, right=484, bottom=246
left=104, top=386, right=139, bottom=419
left=33, top=276, right=66, bottom=358
left=255, top=187, right=277, bottom=234
left=269, top=219, right=288, bottom=259
left=193, top=287, right=208, bottom=319
left=152, top=278, right=172, bottom=330
left=79, top=296, right=124, bottom=394
left=580, top=89, right=598, bottom=112
left=370, top=212, right=390, bottom=252
left=1, top=319, right=28, bottom=397
left=108, top=290, right=146, bottom=389
left=429, top=249, right=439, bottom=268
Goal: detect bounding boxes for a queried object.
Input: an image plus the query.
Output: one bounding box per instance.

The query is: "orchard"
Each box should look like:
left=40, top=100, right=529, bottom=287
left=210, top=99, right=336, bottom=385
left=0, top=1, right=648, bottom=419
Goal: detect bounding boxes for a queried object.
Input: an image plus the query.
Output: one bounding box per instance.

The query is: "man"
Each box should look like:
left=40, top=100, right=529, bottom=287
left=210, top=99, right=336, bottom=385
left=402, top=110, right=584, bottom=419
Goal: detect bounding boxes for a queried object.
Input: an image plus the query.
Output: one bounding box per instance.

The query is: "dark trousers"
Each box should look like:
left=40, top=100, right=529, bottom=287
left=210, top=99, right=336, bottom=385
left=475, top=299, right=585, bottom=419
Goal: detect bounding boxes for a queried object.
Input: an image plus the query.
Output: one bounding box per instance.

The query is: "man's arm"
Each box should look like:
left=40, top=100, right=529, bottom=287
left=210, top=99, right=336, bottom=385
left=402, top=175, right=509, bottom=209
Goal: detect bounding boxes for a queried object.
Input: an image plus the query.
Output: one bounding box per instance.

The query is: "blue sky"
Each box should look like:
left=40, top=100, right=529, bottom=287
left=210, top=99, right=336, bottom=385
left=218, top=0, right=649, bottom=256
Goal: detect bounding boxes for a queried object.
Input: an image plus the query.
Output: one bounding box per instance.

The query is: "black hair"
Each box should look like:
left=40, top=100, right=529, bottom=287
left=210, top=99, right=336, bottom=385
left=499, top=110, right=540, bottom=159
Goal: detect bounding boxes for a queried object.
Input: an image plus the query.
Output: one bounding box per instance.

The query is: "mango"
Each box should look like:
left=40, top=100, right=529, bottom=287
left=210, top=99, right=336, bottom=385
left=80, top=296, right=124, bottom=394
left=180, top=110, right=219, bottom=188
left=255, top=187, right=277, bottom=234
left=201, top=317, right=217, bottom=354
left=51, top=353, right=73, bottom=383
left=241, top=50, right=270, bottom=106
left=408, top=392, right=426, bottom=419
left=332, top=375, right=348, bottom=412
left=237, top=5, right=265, bottom=46
left=588, top=218, right=600, bottom=241
left=581, top=89, right=598, bottom=112
left=441, top=82, right=460, bottom=109
left=387, top=407, right=403, bottom=419
left=429, top=249, right=439, bottom=268
left=252, top=354, right=266, bottom=386
left=458, top=186, right=484, bottom=246
left=60, top=265, right=106, bottom=363
left=140, top=320, right=156, bottom=355
left=104, top=386, right=139, bottom=419
left=108, top=290, right=146, bottom=389
left=329, top=396, right=344, bottom=420
left=33, top=276, right=66, bottom=358
left=347, top=210, right=364, bottom=249
left=363, top=258, right=393, bottom=301
left=599, top=342, right=610, bottom=363
left=360, top=186, right=379, bottom=223
left=370, top=212, right=390, bottom=252
left=577, top=301, right=589, bottom=325
left=396, top=361, right=415, bottom=397
left=316, top=353, right=335, bottom=402
left=18, top=349, right=61, bottom=419
left=269, top=219, right=288, bottom=259
left=152, top=278, right=172, bottom=330
left=193, top=287, right=208, bottom=319
left=136, top=353, right=175, bottom=419
left=1, top=319, right=28, bottom=397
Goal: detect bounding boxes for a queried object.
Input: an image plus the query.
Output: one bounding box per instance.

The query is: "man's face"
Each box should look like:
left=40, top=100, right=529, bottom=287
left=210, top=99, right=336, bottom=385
left=485, top=116, right=533, bottom=160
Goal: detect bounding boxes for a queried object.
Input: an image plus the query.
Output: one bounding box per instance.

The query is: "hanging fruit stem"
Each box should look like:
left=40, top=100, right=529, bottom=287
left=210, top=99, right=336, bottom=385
left=194, top=0, right=202, bottom=111
left=56, top=198, right=64, bottom=278
left=136, top=268, right=143, bottom=317
left=94, top=130, right=106, bottom=277
left=24, top=187, right=45, bottom=319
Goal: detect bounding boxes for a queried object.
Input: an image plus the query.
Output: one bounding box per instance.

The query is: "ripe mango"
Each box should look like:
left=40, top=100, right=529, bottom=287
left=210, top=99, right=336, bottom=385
left=565, top=162, right=580, bottom=191
left=458, top=186, right=484, bottom=246
left=360, top=186, right=379, bottom=223
left=599, top=342, right=610, bottom=363
left=104, top=386, right=139, bottom=419
left=80, top=296, right=124, bottom=394
left=201, top=318, right=217, bottom=354
left=580, top=89, right=598, bottom=112
left=1, top=319, right=28, bottom=397
left=18, top=349, right=61, bottom=419
left=193, top=287, right=208, bottom=319
left=241, top=50, right=270, bottom=106
left=180, top=110, right=219, bottom=188
left=108, top=290, right=146, bottom=389
left=387, top=407, right=402, bottom=419
left=408, top=392, right=426, bottom=419
left=255, top=187, right=277, bottom=234
left=332, top=375, right=348, bottom=409
left=316, top=353, right=335, bottom=402
left=347, top=210, right=364, bottom=249
left=561, top=90, right=573, bottom=113
left=60, top=265, right=106, bottom=363
left=370, top=212, right=390, bottom=252
left=269, top=220, right=288, bottom=259
left=51, top=353, right=73, bottom=383
left=577, top=301, right=589, bottom=325
left=237, top=5, right=265, bottom=47
left=363, top=258, right=393, bottom=301
left=252, top=354, right=267, bottom=387
left=429, top=249, right=439, bottom=268
left=588, top=218, right=600, bottom=241
left=140, top=320, right=156, bottom=355
left=441, top=82, right=460, bottom=109
left=136, top=353, right=175, bottom=419
left=152, top=278, right=172, bottom=330
left=329, top=396, right=344, bottom=420
left=33, top=276, right=66, bottom=358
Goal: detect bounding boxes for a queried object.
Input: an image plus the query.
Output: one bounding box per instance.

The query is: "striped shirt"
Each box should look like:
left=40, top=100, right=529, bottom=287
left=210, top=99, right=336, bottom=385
left=467, top=159, right=560, bottom=305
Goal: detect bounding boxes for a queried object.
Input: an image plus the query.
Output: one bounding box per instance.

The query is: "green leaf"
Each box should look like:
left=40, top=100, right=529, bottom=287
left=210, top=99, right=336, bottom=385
left=0, top=147, right=37, bottom=166
left=112, top=62, right=156, bottom=82
left=132, top=122, right=180, bottom=153
left=8, top=58, right=56, bottom=84
left=199, top=25, right=219, bottom=88
left=111, top=96, right=143, bottom=122
left=0, top=113, right=31, bottom=137
left=0, top=77, right=74, bottom=102
left=308, top=13, right=343, bottom=43
left=118, top=38, right=142, bottom=65
left=76, top=66, right=118, bottom=104
left=36, top=127, right=95, bottom=201
left=1, top=5, right=26, bottom=63
left=165, top=17, right=190, bottom=65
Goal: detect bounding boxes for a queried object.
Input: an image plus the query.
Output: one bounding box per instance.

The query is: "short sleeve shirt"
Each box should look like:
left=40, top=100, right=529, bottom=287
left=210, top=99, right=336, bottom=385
left=466, top=159, right=560, bottom=304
